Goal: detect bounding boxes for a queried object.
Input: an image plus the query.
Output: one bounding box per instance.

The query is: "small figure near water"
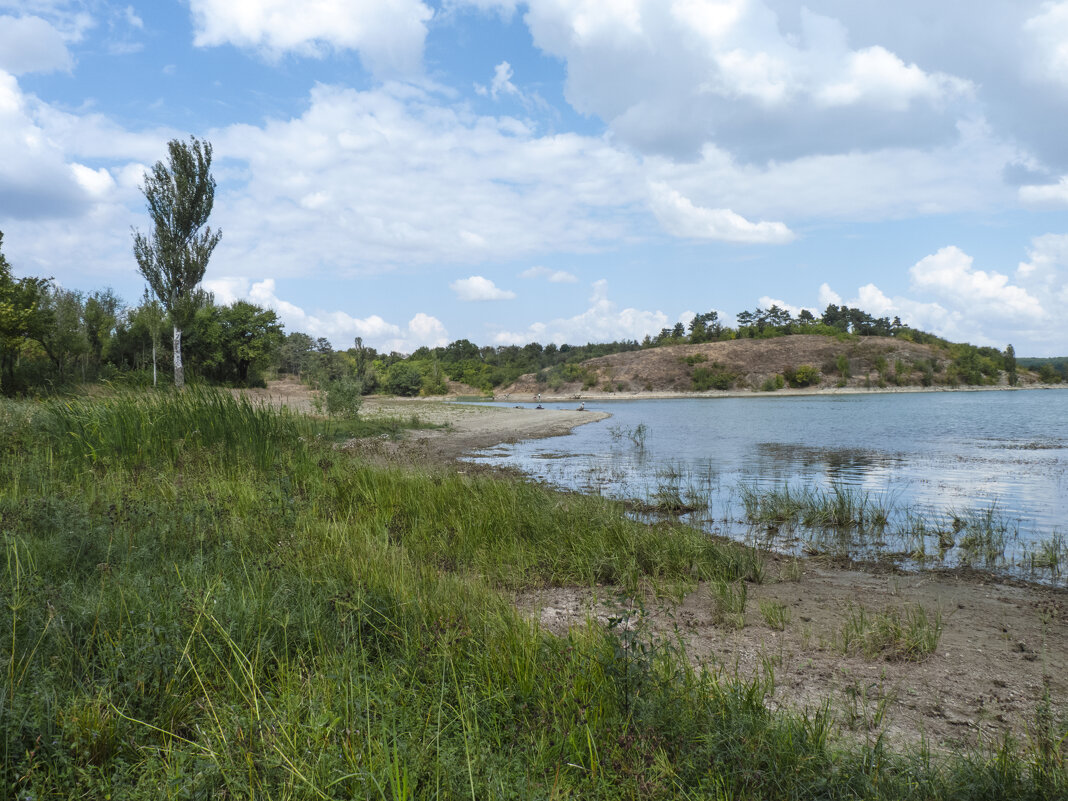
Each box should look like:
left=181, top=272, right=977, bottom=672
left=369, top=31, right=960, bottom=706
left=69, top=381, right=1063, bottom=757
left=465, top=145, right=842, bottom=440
left=577, top=401, right=585, bottom=411
left=535, top=404, right=544, bottom=409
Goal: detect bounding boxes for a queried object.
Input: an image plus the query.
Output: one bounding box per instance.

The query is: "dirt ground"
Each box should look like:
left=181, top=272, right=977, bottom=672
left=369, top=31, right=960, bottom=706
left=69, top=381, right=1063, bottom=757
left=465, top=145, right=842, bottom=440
left=516, top=557, right=1068, bottom=751
left=240, top=379, right=1067, bottom=751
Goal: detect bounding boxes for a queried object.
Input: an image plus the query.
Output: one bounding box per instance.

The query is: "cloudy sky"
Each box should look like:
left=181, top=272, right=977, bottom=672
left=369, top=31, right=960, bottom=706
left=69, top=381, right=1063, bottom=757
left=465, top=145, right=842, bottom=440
left=2, top=1, right=1068, bottom=355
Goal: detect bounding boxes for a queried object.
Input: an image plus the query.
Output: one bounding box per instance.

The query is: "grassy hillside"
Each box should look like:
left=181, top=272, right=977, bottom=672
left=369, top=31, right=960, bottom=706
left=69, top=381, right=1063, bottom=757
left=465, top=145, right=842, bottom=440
left=502, top=335, right=1032, bottom=395
left=2, top=389, right=1064, bottom=798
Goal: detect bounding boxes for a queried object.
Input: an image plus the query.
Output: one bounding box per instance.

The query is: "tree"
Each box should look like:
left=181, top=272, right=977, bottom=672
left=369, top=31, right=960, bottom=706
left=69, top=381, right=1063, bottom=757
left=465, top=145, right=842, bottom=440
left=135, top=291, right=166, bottom=386
left=0, top=232, right=49, bottom=393
left=34, top=286, right=88, bottom=381
left=1005, top=344, right=1018, bottom=387
left=83, top=288, right=122, bottom=368
left=133, top=136, right=221, bottom=388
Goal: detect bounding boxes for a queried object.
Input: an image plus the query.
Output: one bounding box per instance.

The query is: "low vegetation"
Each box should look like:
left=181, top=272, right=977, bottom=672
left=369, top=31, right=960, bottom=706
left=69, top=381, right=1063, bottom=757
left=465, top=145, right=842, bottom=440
left=2, top=390, right=1065, bottom=798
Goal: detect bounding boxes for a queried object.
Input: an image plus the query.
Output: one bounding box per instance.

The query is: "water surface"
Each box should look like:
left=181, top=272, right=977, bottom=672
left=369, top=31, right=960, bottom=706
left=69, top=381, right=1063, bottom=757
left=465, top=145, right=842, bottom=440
left=463, top=390, right=1068, bottom=577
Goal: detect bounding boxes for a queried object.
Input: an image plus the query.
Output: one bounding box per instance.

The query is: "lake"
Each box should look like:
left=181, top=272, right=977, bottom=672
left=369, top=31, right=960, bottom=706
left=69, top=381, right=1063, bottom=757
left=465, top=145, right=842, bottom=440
left=462, top=390, right=1068, bottom=579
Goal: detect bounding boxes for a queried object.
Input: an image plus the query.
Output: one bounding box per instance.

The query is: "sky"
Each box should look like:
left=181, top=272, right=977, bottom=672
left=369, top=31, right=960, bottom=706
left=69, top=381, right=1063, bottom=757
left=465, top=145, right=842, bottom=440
left=2, top=1, right=1068, bottom=356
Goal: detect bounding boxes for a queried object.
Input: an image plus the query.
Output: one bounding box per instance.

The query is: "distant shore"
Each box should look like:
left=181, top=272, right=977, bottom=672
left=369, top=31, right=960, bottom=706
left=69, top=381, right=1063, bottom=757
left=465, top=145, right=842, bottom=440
left=468, top=382, right=1068, bottom=403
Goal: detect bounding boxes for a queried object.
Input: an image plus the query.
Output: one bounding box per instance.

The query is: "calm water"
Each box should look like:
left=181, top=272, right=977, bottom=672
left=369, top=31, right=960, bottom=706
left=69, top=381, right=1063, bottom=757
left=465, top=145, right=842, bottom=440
left=463, top=390, right=1068, bottom=575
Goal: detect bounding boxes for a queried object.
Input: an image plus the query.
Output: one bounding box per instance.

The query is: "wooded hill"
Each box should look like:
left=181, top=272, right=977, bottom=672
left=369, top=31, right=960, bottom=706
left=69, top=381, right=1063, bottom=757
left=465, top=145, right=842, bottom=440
left=498, top=334, right=1034, bottom=396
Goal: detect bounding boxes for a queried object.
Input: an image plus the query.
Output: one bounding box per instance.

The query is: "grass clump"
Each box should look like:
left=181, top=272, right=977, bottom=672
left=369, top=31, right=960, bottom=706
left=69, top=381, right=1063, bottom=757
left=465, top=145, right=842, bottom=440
left=839, top=604, right=944, bottom=661
left=1, top=392, right=1064, bottom=800
left=759, top=599, right=791, bottom=631
left=741, top=483, right=891, bottom=531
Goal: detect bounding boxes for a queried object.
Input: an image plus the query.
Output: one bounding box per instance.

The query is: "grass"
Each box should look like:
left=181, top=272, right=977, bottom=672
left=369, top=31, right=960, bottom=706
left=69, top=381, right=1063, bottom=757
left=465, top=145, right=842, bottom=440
left=1, top=390, right=1065, bottom=799
left=838, top=604, right=944, bottom=662
left=740, top=483, right=891, bottom=530
left=759, top=599, right=791, bottom=631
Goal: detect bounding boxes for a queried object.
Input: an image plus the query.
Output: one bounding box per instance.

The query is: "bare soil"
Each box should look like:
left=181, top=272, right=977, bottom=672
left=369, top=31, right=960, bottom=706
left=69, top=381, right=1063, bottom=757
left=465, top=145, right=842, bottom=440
left=516, top=557, right=1068, bottom=751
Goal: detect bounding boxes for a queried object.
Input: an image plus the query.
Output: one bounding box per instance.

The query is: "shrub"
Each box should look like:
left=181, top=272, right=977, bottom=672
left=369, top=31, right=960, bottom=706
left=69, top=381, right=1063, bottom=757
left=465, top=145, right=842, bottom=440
left=323, top=377, right=363, bottom=418
left=784, top=364, right=820, bottom=388
left=692, top=364, right=734, bottom=391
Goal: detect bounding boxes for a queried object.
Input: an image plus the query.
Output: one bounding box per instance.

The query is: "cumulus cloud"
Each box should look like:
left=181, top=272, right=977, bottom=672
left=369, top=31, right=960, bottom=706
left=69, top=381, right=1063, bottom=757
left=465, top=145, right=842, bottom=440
left=202, top=277, right=448, bottom=351
left=520, top=265, right=578, bottom=283
left=818, top=239, right=1068, bottom=352
left=909, top=246, right=1044, bottom=319
left=1023, top=1, right=1068, bottom=87
left=648, top=182, right=794, bottom=243
left=507, top=0, right=974, bottom=160
left=1019, top=176, right=1068, bottom=206
left=450, top=275, right=516, bottom=301
left=0, top=69, right=91, bottom=218
left=188, top=0, right=434, bottom=76
left=0, top=15, right=72, bottom=74
left=492, top=279, right=668, bottom=345
left=207, top=82, right=647, bottom=278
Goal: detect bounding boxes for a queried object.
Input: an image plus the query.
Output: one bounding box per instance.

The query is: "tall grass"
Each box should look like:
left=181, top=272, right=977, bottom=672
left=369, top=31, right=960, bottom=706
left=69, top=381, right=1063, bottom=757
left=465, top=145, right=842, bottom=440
left=1, top=393, right=1064, bottom=799
left=740, top=483, right=891, bottom=530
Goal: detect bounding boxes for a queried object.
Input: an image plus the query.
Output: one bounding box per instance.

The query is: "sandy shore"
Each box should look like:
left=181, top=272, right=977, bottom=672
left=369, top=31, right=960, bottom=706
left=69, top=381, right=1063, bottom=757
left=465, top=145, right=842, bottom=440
left=363, top=397, right=610, bottom=459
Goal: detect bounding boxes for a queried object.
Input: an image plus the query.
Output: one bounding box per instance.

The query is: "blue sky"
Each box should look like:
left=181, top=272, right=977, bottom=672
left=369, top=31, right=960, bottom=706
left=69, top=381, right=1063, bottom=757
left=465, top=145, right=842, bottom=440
left=2, top=1, right=1068, bottom=355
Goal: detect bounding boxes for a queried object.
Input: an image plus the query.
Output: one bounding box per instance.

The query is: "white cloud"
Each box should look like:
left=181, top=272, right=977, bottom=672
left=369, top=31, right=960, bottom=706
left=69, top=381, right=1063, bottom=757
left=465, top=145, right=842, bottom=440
left=450, top=275, right=516, bottom=301
left=909, top=246, right=1044, bottom=319
left=648, top=182, right=794, bottom=243
left=0, top=15, right=72, bottom=74
left=0, top=69, right=91, bottom=218
left=202, top=277, right=448, bottom=351
left=509, top=0, right=973, bottom=159
left=816, top=46, right=970, bottom=111
left=124, top=6, right=143, bottom=29
left=189, top=0, right=434, bottom=76
left=818, top=238, right=1068, bottom=352
left=493, top=279, right=668, bottom=345
left=520, top=265, right=578, bottom=283
left=1024, top=2, right=1068, bottom=87
left=1019, top=176, right=1068, bottom=206
left=1017, top=234, right=1068, bottom=306
left=208, top=82, right=647, bottom=278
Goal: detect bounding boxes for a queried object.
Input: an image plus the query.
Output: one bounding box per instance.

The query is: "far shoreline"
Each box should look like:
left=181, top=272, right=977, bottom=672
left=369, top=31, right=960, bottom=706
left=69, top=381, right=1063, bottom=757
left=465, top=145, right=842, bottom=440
left=436, top=381, right=1068, bottom=404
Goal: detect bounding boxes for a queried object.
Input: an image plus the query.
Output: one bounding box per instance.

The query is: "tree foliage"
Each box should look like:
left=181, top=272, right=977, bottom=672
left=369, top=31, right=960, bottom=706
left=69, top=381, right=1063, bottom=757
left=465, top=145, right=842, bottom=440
left=132, top=136, right=221, bottom=387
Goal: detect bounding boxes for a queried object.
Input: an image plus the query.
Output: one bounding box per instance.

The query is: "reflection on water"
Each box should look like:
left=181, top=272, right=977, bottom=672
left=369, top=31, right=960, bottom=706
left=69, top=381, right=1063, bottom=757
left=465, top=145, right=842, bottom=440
left=462, top=391, right=1068, bottom=579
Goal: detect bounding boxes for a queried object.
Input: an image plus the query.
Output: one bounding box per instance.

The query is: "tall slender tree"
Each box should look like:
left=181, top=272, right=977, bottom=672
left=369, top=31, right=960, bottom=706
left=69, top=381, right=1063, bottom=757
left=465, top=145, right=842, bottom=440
left=132, top=136, right=221, bottom=388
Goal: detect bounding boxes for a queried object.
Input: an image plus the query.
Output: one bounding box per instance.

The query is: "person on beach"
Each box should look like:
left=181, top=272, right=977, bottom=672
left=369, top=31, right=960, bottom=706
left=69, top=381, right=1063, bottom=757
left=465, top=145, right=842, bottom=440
left=577, top=402, right=585, bottom=411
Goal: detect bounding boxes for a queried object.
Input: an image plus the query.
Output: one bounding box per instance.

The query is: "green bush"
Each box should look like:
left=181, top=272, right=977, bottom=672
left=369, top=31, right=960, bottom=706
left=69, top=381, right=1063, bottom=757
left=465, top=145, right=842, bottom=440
left=323, top=377, right=363, bottom=418
left=692, top=364, right=734, bottom=391
left=784, top=364, right=820, bottom=388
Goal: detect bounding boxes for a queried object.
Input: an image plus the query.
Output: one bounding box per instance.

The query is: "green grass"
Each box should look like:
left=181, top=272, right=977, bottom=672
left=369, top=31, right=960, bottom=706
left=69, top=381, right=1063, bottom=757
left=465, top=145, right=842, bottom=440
left=838, top=604, right=944, bottom=662
left=1, top=391, right=1065, bottom=799
left=740, top=483, right=891, bottom=530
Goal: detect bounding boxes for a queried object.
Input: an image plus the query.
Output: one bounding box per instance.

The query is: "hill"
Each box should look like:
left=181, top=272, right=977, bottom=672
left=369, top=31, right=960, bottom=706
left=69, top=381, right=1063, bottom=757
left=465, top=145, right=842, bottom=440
left=499, top=334, right=1030, bottom=396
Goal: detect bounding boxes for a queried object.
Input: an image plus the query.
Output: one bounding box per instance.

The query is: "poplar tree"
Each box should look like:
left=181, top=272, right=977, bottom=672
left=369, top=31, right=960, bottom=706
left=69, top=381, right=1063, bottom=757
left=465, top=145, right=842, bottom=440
left=132, top=137, right=221, bottom=388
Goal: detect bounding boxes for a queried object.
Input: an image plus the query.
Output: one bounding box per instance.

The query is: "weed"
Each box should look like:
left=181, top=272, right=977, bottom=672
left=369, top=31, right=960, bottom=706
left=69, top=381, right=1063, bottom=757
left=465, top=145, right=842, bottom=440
left=839, top=604, right=943, bottom=661
left=759, top=599, right=791, bottom=631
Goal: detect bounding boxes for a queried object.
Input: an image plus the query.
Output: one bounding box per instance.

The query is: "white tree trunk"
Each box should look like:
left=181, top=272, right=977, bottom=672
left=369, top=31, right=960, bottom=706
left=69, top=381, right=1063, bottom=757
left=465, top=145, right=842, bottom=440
left=152, top=339, right=157, bottom=387
left=173, top=325, right=184, bottom=388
